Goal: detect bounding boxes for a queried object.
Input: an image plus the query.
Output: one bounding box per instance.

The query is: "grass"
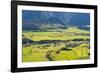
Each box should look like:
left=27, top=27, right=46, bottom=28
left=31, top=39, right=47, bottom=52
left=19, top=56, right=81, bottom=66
left=23, top=28, right=89, bottom=41
left=22, top=27, right=90, bottom=62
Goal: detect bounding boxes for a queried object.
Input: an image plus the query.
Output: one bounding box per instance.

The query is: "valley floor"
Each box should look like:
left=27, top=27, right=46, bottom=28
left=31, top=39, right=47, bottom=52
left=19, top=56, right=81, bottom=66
left=22, top=28, right=90, bottom=62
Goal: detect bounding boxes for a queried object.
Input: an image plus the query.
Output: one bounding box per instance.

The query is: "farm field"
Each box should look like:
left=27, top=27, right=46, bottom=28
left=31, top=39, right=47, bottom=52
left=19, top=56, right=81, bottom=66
left=22, top=27, right=90, bottom=62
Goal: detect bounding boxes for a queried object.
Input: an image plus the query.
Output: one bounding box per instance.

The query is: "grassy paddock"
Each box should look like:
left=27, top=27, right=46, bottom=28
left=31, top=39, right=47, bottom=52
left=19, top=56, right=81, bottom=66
left=22, top=28, right=90, bottom=62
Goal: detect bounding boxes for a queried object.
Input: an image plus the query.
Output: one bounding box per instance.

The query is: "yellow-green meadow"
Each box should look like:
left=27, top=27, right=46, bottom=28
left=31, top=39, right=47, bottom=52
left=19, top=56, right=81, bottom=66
left=22, top=27, right=90, bottom=62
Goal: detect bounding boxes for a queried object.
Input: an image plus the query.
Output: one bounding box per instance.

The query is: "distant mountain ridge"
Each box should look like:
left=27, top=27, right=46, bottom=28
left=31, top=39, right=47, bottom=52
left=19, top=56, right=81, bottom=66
left=22, top=10, right=90, bottom=30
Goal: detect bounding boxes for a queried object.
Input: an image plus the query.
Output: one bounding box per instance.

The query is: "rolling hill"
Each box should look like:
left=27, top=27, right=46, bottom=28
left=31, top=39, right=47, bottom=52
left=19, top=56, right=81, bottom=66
left=22, top=10, right=90, bottom=30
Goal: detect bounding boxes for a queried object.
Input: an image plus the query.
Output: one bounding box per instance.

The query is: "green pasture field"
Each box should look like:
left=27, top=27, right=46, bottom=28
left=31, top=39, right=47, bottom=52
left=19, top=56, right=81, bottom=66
left=22, top=28, right=90, bottom=62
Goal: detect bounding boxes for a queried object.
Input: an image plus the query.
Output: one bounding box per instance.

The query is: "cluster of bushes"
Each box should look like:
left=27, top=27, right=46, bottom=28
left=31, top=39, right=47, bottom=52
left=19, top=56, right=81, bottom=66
left=22, top=38, right=34, bottom=44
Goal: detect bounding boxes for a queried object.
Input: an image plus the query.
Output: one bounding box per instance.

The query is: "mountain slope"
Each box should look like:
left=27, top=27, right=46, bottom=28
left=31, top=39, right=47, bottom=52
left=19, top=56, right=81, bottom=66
left=22, top=10, right=90, bottom=30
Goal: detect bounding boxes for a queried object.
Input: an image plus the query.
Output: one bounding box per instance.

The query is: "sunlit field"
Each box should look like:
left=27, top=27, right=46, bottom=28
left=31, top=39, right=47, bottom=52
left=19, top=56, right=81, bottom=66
left=22, top=27, right=90, bottom=62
